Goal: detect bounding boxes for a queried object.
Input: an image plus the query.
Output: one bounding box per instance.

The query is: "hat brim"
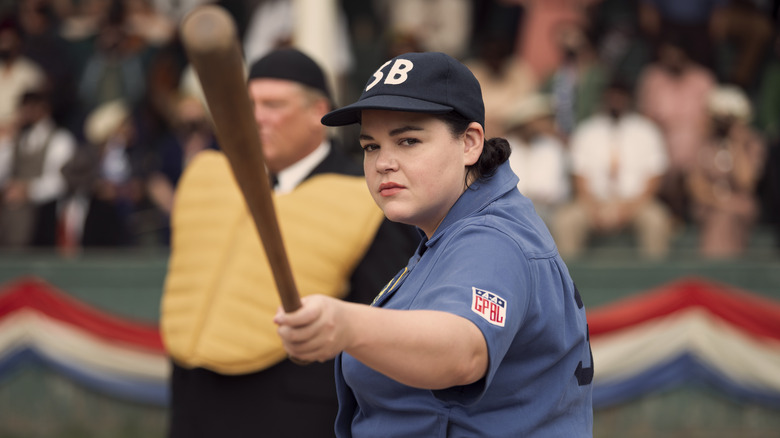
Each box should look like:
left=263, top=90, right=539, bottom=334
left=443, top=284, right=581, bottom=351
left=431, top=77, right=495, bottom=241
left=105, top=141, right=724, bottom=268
left=321, top=95, right=454, bottom=126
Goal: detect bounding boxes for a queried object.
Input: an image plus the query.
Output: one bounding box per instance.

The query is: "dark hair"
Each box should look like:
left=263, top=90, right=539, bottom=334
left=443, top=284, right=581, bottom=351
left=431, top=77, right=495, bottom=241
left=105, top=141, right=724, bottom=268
left=0, top=15, right=19, bottom=34
left=19, top=88, right=51, bottom=106
left=435, top=112, right=511, bottom=182
left=606, top=77, right=632, bottom=95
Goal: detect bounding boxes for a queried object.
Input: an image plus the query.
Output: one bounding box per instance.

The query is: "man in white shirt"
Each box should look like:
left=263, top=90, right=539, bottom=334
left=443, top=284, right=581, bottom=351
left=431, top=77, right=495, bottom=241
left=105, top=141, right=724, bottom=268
left=0, top=17, right=46, bottom=139
left=0, top=89, right=76, bottom=247
left=552, top=80, right=672, bottom=259
left=504, top=93, right=569, bottom=226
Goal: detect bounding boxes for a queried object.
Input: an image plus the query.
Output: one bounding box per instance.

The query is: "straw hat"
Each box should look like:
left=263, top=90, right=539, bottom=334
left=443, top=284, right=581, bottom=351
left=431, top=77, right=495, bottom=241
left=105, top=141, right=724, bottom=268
left=504, top=93, right=554, bottom=130
left=707, top=85, right=752, bottom=122
left=85, top=99, right=130, bottom=145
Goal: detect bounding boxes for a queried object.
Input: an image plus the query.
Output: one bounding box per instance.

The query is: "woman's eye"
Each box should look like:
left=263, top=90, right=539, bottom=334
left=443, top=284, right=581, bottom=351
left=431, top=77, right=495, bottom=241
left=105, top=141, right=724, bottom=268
left=361, top=143, right=379, bottom=152
left=399, top=138, right=419, bottom=146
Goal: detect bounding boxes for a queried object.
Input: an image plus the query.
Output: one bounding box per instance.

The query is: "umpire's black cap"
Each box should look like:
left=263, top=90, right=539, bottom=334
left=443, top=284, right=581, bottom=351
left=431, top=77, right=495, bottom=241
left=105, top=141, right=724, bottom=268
left=248, top=48, right=332, bottom=104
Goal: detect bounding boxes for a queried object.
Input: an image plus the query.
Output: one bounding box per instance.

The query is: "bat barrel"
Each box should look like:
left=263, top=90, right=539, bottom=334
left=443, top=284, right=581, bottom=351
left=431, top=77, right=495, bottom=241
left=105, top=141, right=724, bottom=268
left=180, top=6, right=302, bottom=313
left=180, top=5, right=235, bottom=55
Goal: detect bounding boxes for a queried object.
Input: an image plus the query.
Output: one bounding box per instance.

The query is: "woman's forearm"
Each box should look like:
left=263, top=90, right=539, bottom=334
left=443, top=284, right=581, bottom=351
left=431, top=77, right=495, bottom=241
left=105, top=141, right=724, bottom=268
left=342, top=304, right=488, bottom=390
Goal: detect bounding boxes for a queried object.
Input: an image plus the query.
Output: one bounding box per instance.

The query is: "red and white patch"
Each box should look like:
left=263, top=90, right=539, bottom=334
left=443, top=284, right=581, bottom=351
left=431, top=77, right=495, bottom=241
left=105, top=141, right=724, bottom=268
left=471, top=287, right=506, bottom=327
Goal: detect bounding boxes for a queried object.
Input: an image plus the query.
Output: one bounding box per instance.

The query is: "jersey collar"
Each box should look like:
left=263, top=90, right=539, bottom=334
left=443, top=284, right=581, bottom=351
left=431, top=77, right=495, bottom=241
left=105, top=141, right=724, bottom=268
left=424, top=161, right=519, bottom=248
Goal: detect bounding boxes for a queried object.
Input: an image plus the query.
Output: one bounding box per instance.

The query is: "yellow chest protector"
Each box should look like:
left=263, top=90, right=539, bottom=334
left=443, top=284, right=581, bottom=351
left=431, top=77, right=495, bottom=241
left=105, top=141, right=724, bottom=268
left=161, top=150, right=384, bottom=374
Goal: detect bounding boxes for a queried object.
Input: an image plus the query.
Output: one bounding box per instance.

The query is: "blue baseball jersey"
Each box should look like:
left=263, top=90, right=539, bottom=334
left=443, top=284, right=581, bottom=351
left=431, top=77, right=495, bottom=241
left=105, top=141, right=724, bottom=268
left=335, top=161, right=593, bottom=437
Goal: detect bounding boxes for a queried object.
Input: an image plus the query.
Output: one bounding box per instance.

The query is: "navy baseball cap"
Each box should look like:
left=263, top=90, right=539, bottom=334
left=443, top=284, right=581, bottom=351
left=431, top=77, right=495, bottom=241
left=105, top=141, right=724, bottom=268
left=321, top=52, right=484, bottom=128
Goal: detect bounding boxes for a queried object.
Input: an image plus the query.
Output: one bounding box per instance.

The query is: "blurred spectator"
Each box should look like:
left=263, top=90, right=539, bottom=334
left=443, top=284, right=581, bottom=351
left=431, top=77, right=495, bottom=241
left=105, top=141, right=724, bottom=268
left=341, top=0, right=388, bottom=97
left=17, top=0, right=79, bottom=132
left=374, top=0, right=472, bottom=59
left=242, top=0, right=354, bottom=103
left=383, top=30, right=424, bottom=58
left=0, top=89, right=76, bottom=247
left=590, top=0, right=653, bottom=87
left=687, top=85, right=766, bottom=258
left=0, top=15, right=46, bottom=139
left=637, top=34, right=716, bottom=222
left=0, top=0, right=769, bottom=257
left=76, top=5, right=151, bottom=119
left=542, top=22, right=609, bottom=138
left=504, top=93, right=570, bottom=226
left=243, top=0, right=296, bottom=61
left=509, top=0, right=602, bottom=80
left=147, top=91, right=217, bottom=244
left=469, top=0, right=523, bottom=57
left=756, top=33, right=780, bottom=240
left=553, top=80, right=672, bottom=259
left=33, top=99, right=136, bottom=251
left=464, top=34, right=537, bottom=138
left=713, top=0, right=773, bottom=88
left=757, top=33, right=780, bottom=145
left=638, top=0, right=727, bottom=71
left=123, top=0, right=175, bottom=48
left=59, top=0, right=113, bottom=41
left=149, top=0, right=210, bottom=24
left=85, top=100, right=133, bottom=187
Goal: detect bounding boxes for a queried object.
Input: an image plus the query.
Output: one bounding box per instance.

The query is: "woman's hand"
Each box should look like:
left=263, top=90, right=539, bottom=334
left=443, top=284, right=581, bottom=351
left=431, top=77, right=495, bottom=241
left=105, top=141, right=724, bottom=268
left=274, top=295, right=353, bottom=363
left=276, top=295, right=488, bottom=389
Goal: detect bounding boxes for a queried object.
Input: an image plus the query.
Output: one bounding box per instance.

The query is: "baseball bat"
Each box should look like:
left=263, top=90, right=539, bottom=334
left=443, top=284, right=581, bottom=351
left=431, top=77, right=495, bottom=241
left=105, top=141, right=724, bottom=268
left=179, top=5, right=302, bottom=313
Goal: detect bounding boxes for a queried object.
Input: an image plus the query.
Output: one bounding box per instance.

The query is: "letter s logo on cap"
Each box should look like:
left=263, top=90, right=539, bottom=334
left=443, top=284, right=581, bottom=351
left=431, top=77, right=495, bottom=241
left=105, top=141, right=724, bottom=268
left=366, top=59, right=414, bottom=91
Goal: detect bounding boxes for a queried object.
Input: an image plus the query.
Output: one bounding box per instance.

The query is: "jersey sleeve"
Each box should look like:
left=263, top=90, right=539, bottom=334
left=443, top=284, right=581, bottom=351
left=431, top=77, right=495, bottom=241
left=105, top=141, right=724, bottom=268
left=410, top=223, right=531, bottom=405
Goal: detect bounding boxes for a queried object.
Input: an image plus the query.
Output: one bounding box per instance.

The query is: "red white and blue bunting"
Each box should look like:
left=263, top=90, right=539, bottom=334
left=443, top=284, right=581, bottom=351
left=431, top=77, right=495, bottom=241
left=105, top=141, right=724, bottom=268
left=0, top=277, right=167, bottom=405
left=589, top=277, right=780, bottom=408
left=0, top=276, right=778, bottom=409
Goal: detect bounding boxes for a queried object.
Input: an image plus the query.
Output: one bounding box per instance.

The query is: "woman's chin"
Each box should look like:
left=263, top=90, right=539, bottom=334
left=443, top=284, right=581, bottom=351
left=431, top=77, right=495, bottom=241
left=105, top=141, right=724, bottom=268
left=381, top=209, right=415, bottom=227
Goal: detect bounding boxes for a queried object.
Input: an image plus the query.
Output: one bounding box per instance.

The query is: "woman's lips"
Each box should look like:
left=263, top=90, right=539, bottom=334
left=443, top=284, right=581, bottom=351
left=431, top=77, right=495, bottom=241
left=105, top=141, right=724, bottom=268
left=379, top=182, right=404, bottom=197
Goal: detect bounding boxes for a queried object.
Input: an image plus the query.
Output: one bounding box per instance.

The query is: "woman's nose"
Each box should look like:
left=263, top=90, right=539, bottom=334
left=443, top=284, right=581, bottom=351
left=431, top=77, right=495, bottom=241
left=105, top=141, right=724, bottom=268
left=374, top=148, right=398, bottom=173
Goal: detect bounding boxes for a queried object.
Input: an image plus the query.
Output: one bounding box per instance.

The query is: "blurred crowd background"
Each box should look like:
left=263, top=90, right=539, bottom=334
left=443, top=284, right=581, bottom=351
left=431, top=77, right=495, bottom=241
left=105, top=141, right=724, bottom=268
left=0, top=0, right=778, bottom=260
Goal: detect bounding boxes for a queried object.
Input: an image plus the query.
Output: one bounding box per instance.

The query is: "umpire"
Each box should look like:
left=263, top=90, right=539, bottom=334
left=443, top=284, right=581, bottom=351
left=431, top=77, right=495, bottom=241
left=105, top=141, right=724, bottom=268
left=160, top=48, right=418, bottom=438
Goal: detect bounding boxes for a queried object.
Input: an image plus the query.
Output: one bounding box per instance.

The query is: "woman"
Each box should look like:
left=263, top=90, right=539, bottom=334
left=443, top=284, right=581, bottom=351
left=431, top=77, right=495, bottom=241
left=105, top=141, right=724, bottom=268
left=687, top=85, right=766, bottom=258
left=275, top=52, right=593, bottom=437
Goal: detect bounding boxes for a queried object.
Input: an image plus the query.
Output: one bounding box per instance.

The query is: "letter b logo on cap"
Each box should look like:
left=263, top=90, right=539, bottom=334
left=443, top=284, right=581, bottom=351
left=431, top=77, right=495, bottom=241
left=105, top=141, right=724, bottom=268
left=366, top=59, right=414, bottom=91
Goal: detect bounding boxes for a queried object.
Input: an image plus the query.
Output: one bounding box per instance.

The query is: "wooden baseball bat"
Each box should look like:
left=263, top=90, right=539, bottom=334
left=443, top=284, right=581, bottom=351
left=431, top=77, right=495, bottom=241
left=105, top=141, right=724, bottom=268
left=179, top=5, right=302, bottom=313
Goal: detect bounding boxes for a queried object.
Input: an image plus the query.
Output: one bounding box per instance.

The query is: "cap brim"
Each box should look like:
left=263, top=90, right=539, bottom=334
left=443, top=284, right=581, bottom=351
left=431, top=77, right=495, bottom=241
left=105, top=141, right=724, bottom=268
left=321, top=95, right=453, bottom=126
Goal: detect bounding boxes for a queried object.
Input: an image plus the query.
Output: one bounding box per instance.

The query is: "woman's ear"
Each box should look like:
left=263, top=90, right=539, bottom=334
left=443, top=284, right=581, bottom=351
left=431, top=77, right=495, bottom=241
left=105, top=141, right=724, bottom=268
left=463, top=122, right=484, bottom=166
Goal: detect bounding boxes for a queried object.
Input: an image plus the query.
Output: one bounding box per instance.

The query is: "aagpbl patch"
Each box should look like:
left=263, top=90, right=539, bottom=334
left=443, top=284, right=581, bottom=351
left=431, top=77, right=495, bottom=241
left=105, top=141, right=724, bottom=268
left=471, top=287, right=506, bottom=327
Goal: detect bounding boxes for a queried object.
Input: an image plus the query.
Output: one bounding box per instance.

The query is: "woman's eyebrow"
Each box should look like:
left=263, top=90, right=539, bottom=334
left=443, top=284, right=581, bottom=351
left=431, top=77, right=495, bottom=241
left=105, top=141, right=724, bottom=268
left=389, top=125, right=424, bottom=137
left=360, top=125, right=425, bottom=142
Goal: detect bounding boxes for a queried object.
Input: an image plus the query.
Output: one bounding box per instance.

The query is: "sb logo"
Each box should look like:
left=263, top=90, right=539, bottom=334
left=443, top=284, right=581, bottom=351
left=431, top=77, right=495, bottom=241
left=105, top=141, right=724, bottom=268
left=366, top=59, right=414, bottom=91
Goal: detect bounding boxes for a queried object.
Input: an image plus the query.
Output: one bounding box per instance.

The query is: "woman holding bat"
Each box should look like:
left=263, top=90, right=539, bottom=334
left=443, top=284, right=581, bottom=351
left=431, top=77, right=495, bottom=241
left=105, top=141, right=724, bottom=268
left=275, top=51, right=593, bottom=437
